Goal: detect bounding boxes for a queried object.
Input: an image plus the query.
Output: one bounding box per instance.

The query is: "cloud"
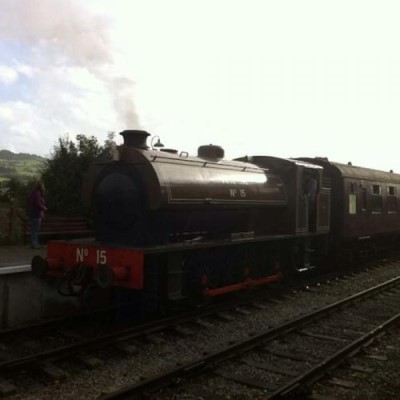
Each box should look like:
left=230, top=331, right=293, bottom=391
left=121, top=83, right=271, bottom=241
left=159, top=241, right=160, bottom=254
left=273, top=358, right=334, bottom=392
left=1, top=0, right=400, bottom=173
left=0, top=90, right=117, bottom=155
left=0, top=65, right=18, bottom=85
left=0, top=101, right=43, bottom=151
left=0, top=0, right=139, bottom=155
left=14, top=63, right=34, bottom=78
left=1, top=0, right=112, bottom=65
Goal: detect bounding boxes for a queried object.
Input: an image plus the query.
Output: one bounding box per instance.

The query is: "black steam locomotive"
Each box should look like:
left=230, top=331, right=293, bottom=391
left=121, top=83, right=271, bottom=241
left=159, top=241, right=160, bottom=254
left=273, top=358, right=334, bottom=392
left=32, top=130, right=400, bottom=306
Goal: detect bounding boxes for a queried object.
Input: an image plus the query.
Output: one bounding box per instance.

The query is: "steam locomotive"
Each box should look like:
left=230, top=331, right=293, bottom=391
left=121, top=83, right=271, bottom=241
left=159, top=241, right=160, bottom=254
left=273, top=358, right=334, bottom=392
left=31, top=130, right=400, bottom=307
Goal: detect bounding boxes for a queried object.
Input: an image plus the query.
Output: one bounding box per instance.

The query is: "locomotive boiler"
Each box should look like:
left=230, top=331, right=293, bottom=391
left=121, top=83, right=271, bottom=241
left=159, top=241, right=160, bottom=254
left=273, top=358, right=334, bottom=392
left=83, top=130, right=288, bottom=245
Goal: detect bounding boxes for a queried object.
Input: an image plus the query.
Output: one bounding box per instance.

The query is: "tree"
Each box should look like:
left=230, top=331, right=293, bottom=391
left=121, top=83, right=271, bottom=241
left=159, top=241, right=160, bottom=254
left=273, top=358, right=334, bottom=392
left=0, top=177, right=33, bottom=206
left=42, top=133, right=115, bottom=215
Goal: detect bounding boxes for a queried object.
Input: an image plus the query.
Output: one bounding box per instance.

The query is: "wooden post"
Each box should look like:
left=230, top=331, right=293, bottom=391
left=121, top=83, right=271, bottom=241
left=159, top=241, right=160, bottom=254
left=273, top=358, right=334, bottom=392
left=7, top=206, right=15, bottom=243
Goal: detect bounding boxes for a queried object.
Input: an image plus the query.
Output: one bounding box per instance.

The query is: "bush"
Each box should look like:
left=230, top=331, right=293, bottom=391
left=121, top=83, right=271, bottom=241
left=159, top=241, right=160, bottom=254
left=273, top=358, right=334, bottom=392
left=42, top=133, right=115, bottom=216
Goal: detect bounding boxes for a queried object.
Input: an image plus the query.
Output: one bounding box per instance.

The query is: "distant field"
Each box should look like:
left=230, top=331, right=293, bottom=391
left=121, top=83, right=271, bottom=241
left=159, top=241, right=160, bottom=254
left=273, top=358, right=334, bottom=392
left=0, top=151, right=46, bottom=182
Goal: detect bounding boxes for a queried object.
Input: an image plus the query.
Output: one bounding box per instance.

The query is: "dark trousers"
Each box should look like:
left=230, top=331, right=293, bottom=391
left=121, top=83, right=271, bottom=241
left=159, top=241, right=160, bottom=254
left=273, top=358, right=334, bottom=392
left=31, top=217, right=42, bottom=246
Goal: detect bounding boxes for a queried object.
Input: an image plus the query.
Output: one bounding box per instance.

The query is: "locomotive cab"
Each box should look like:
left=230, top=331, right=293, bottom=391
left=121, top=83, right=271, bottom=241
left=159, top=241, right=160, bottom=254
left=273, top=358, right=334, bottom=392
left=235, top=156, right=330, bottom=235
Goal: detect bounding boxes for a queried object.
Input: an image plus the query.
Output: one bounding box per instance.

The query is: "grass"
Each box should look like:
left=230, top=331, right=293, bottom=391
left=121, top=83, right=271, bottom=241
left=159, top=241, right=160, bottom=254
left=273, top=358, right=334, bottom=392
left=0, top=158, right=45, bottom=181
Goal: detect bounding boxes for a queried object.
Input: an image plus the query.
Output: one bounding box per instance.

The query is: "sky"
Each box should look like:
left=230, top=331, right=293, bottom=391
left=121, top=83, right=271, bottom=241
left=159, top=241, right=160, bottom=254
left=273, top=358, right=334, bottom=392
left=0, top=0, right=400, bottom=171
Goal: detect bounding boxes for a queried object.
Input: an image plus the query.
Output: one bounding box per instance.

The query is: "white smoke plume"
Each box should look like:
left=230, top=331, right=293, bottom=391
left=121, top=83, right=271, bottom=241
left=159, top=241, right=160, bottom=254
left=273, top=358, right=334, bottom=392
left=0, top=0, right=140, bottom=129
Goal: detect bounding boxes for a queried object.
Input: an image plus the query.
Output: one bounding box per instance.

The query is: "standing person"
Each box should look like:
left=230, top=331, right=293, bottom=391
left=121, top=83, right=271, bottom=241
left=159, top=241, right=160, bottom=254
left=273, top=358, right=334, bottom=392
left=28, top=182, right=47, bottom=249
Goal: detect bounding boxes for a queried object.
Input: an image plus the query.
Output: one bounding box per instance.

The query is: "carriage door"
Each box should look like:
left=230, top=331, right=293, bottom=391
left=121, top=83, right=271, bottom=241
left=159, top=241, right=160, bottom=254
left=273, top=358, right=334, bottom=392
left=297, top=167, right=321, bottom=233
left=296, top=168, right=308, bottom=233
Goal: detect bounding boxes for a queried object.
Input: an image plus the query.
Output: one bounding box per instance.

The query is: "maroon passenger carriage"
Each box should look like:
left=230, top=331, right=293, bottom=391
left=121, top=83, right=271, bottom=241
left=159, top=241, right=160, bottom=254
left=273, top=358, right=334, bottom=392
left=32, top=130, right=331, bottom=309
left=299, top=158, right=400, bottom=261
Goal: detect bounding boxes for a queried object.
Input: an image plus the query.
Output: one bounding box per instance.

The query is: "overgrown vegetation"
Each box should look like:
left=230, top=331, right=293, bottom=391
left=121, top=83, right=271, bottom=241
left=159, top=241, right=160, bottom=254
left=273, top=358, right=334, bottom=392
left=42, top=133, right=114, bottom=215
left=0, top=132, right=115, bottom=215
left=1, top=133, right=115, bottom=244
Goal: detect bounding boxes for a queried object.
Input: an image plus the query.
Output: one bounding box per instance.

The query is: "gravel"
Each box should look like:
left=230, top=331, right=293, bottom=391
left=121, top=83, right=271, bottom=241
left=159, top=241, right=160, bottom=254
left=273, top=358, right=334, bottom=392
left=7, top=260, right=400, bottom=399
left=313, top=326, right=400, bottom=400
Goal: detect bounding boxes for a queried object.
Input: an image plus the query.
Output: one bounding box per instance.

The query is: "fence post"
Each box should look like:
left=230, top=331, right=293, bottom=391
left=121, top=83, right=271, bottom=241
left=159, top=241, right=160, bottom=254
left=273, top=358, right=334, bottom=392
left=7, top=206, right=25, bottom=244
left=7, top=206, right=16, bottom=243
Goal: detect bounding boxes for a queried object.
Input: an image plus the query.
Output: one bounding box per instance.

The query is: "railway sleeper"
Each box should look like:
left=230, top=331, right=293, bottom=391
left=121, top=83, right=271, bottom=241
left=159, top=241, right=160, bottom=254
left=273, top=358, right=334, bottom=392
left=38, top=362, right=69, bottom=382
left=0, top=378, right=17, bottom=396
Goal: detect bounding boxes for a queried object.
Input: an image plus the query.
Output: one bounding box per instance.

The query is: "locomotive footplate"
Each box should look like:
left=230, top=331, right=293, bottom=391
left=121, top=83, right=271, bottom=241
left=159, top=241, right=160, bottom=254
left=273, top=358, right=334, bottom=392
left=32, top=240, right=144, bottom=289
left=31, top=230, right=326, bottom=299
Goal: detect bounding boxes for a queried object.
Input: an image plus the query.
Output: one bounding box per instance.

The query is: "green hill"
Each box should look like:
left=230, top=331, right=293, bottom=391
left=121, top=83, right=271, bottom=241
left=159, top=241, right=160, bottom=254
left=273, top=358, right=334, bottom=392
left=0, top=150, right=46, bottom=182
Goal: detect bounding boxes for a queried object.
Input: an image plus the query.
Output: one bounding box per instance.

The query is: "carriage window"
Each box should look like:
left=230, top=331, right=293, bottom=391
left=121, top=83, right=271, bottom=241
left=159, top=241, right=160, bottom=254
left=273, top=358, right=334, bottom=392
left=371, top=184, right=382, bottom=213
left=361, top=188, right=367, bottom=211
left=372, top=185, right=381, bottom=195
left=387, top=186, right=397, bottom=212
left=349, top=193, right=357, bottom=214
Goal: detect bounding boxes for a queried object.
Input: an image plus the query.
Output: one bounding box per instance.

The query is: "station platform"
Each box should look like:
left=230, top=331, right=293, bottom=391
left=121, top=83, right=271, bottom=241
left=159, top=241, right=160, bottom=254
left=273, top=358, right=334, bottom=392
left=0, top=245, right=46, bottom=269
left=0, top=244, right=87, bottom=328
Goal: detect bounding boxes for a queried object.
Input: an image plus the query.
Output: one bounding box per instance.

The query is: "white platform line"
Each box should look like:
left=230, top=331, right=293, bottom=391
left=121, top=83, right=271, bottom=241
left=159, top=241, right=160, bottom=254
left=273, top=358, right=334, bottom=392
left=0, top=265, right=32, bottom=275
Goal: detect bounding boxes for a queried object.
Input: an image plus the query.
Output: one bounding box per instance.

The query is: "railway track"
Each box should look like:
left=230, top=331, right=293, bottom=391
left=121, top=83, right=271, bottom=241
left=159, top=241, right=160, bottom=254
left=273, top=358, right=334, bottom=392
left=0, top=265, right=351, bottom=373
left=0, top=259, right=397, bottom=398
left=100, top=275, right=400, bottom=399
left=0, top=282, right=297, bottom=395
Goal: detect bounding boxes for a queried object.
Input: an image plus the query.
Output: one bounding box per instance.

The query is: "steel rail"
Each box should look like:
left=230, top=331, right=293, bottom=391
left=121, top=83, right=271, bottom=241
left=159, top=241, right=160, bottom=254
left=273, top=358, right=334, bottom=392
left=0, top=284, right=286, bottom=371
left=99, top=275, right=400, bottom=399
left=268, top=312, right=400, bottom=399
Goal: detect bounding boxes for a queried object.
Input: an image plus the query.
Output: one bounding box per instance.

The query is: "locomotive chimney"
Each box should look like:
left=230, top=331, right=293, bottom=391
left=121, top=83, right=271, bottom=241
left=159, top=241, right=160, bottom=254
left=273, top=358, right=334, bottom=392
left=120, top=130, right=150, bottom=149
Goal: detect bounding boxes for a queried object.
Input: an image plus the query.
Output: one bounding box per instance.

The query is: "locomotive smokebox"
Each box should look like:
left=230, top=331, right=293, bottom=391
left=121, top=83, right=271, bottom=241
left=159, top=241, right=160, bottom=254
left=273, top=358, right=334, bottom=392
left=120, top=130, right=150, bottom=149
